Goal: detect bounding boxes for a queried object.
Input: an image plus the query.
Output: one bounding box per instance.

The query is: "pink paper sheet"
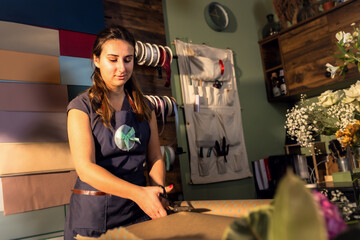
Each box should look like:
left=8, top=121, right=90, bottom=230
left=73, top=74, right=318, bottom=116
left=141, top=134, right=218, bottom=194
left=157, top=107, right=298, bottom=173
left=1, top=171, right=77, bottom=215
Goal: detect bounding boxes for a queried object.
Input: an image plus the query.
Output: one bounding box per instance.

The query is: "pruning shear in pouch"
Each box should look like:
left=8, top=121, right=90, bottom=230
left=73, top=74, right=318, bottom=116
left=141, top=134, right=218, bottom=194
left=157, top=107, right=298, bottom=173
left=214, top=137, right=230, bottom=162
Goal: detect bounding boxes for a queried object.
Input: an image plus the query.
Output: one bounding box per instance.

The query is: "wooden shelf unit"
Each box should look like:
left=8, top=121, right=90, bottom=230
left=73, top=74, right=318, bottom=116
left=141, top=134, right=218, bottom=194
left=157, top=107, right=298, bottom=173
left=259, top=0, right=360, bottom=102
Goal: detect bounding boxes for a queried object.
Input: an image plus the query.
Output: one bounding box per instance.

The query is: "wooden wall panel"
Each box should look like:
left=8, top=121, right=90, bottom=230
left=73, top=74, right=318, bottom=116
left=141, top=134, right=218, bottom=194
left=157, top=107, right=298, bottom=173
left=103, top=0, right=165, bottom=43
left=102, top=0, right=181, bottom=197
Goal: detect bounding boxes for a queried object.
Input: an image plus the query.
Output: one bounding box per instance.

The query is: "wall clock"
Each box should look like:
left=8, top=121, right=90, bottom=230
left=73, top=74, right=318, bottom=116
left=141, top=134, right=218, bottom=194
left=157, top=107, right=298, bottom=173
left=204, top=2, right=229, bottom=32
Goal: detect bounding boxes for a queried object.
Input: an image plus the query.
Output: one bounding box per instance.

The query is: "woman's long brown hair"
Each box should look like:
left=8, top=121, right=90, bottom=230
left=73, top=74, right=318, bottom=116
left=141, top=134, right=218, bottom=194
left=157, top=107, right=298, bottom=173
left=89, top=26, right=152, bottom=129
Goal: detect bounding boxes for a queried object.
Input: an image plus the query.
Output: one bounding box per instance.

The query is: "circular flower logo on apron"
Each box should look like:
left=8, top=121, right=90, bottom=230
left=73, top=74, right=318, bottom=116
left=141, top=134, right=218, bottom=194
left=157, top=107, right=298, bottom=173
left=114, top=124, right=141, bottom=151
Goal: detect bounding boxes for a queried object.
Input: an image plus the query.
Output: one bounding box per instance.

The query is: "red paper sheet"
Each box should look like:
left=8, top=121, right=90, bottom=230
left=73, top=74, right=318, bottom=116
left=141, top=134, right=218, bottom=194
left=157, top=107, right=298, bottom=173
left=59, top=30, right=96, bottom=58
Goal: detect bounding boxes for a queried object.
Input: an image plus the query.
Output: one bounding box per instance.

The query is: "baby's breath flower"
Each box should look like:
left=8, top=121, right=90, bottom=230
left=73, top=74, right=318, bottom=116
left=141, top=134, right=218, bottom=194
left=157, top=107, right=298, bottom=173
left=285, top=81, right=360, bottom=147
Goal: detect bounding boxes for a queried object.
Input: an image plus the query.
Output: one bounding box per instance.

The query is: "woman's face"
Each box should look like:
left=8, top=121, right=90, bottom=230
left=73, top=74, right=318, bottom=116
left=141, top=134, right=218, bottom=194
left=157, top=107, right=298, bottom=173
left=93, top=39, right=134, bottom=91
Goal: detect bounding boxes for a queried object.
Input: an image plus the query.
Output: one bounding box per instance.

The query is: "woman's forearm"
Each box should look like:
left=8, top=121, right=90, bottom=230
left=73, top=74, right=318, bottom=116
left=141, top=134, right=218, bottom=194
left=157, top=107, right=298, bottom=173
left=147, top=158, right=166, bottom=186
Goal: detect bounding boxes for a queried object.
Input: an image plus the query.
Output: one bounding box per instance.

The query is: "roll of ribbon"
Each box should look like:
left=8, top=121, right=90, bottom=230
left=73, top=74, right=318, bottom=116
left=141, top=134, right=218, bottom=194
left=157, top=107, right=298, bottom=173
left=164, top=46, right=173, bottom=64
left=149, top=95, right=158, bottom=113
left=151, top=44, right=160, bottom=67
left=145, top=43, right=154, bottom=66
left=154, top=95, right=165, bottom=135
left=167, top=145, right=176, bottom=166
left=159, top=96, right=168, bottom=118
left=138, top=41, right=147, bottom=64
left=145, top=95, right=153, bottom=107
left=163, top=46, right=172, bottom=87
left=164, top=146, right=171, bottom=171
left=158, top=45, right=167, bottom=67
left=163, top=96, right=173, bottom=117
left=135, top=41, right=143, bottom=63
left=138, top=43, right=148, bottom=66
left=161, top=146, right=176, bottom=171
left=160, top=145, right=165, bottom=157
left=170, top=97, right=179, bottom=136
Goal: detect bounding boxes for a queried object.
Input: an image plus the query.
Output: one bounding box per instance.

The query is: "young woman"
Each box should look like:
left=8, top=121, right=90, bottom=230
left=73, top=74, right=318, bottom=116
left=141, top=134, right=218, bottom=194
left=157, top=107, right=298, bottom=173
left=64, top=26, right=172, bottom=239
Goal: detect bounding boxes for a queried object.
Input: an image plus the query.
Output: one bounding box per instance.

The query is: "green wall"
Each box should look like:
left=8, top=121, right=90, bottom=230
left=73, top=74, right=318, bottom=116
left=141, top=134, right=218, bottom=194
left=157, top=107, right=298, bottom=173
left=163, top=0, right=291, bottom=200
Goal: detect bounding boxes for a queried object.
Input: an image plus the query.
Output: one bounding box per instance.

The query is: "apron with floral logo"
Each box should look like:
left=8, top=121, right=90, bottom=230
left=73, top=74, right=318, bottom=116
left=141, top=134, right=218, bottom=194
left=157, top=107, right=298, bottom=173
left=64, top=92, right=151, bottom=239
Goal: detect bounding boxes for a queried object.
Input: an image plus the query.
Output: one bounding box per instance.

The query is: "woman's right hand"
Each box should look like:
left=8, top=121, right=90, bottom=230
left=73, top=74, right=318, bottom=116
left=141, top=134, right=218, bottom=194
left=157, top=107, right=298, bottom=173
left=133, top=185, right=172, bottom=219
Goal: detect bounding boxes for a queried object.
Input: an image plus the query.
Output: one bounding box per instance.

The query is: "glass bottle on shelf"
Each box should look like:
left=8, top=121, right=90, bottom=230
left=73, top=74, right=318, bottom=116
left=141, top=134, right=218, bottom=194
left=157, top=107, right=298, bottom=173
left=271, top=72, right=281, bottom=97
left=279, top=69, right=287, bottom=95
left=297, top=0, right=316, bottom=23
left=262, top=14, right=281, bottom=39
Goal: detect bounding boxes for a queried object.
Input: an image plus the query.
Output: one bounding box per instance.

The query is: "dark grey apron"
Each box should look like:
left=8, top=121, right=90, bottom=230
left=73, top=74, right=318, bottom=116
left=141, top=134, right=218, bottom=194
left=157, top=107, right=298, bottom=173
left=64, top=95, right=151, bottom=239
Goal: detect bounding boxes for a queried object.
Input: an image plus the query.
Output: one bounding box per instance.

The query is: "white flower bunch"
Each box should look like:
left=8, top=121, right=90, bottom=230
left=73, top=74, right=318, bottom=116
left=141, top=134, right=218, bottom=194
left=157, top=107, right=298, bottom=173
left=321, top=189, right=358, bottom=222
left=285, top=81, right=360, bottom=147
left=285, top=95, right=323, bottom=147
left=326, top=23, right=360, bottom=78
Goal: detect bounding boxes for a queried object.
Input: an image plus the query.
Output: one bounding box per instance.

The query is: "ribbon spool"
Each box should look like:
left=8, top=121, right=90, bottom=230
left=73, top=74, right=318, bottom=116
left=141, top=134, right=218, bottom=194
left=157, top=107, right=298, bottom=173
left=163, top=46, right=173, bottom=87
left=164, top=46, right=173, bottom=64
left=163, top=96, right=173, bottom=117
left=151, top=44, right=160, bottom=67
left=144, top=94, right=178, bottom=137
left=135, top=41, right=145, bottom=63
left=144, top=43, right=154, bottom=66
left=158, top=45, right=167, bottom=67
left=134, top=40, right=173, bottom=87
left=138, top=42, right=148, bottom=66
left=161, top=145, right=176, bottom=171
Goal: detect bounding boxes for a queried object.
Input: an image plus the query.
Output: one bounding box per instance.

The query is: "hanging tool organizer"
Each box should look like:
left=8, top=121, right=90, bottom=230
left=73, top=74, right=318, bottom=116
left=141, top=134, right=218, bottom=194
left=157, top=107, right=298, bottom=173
left=174, top=39, right=252, bottom=184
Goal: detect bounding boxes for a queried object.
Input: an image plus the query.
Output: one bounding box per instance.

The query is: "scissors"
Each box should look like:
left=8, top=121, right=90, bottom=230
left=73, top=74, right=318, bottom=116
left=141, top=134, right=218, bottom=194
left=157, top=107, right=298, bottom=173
left=159, top=185, right=195, bottom=213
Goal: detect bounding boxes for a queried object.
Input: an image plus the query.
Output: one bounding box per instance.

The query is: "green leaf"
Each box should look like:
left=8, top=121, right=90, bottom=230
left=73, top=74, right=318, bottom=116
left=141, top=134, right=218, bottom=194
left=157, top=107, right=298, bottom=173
left=222, top=205, right=274, bottom=240
left=268, top=170, right=327, bottom=240
left=354, top=111, right=360, bottom=121
left=336, top=42, right=348, bottom=55
left=322, top=127, right=338, bottom=136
